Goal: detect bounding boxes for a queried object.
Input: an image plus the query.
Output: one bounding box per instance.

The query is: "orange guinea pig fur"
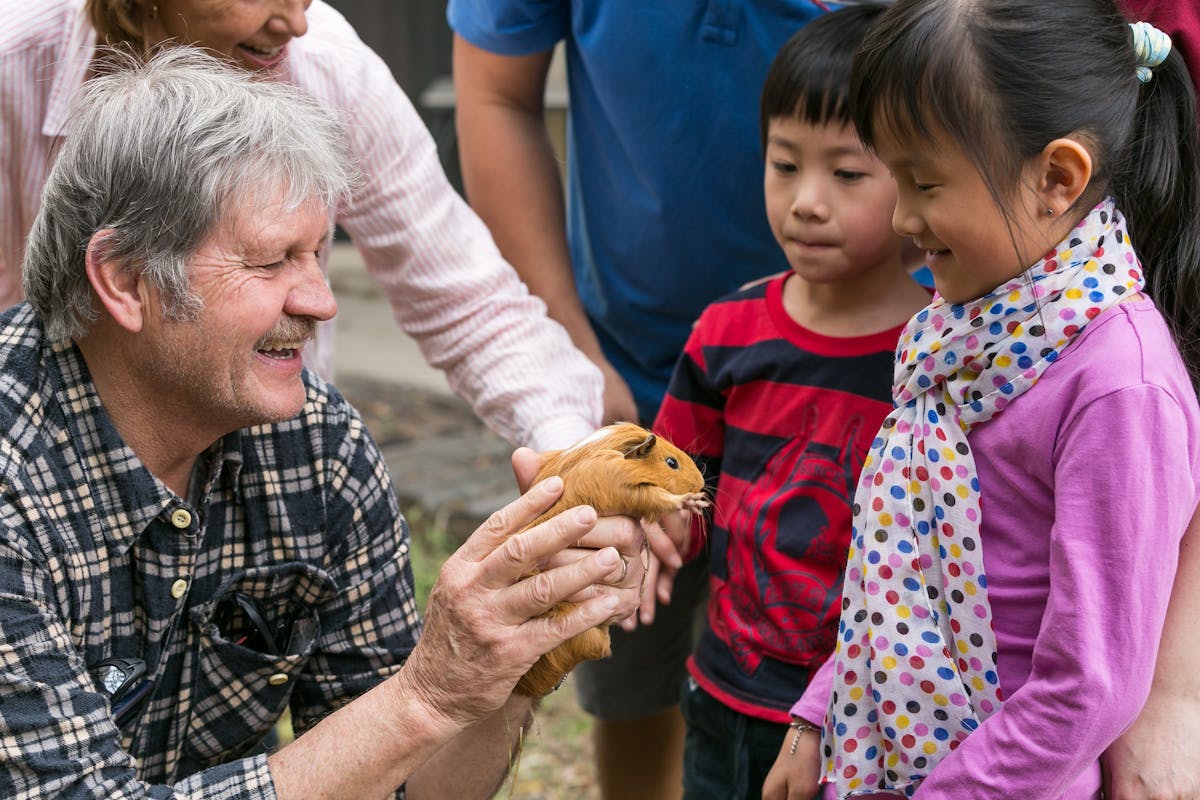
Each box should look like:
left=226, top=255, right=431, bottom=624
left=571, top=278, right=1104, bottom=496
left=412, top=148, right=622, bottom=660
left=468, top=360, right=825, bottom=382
left=514, top=422, right=710, bottom=697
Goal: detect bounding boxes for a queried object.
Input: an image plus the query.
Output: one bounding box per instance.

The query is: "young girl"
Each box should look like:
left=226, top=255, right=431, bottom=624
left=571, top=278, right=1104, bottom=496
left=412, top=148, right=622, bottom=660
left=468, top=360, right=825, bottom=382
left=763, top=0, right=1200, bottom=798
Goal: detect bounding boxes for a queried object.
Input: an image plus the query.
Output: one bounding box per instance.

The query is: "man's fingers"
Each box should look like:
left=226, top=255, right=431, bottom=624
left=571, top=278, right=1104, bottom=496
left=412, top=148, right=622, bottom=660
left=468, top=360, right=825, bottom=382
left=512, top=544, right=619, bottom=612
left=573, top=515, right=645, bottom=557
left=481, top=504, right=599, bottom=590
left=636, top=550, right=661, bottom=627
left=656, top=566, right=677, bottom=606
left=643, top=518, right=683, bottom=571
left=455, top=474, right=564, bottom=562
left=521, top=584, right=623, bottom=653
left=511, top=446, right=543, bottom=494
left=501, top=545, right=635, bottom=641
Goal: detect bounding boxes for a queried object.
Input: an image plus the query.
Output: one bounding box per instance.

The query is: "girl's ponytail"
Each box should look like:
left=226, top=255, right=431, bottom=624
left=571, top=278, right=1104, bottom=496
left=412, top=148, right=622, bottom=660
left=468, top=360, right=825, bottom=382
left=1115, top=46, right=1200, bottom=388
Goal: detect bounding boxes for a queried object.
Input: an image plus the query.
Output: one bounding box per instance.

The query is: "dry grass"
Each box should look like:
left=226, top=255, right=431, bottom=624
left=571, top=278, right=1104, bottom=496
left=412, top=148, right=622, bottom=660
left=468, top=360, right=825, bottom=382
left=498, top=676, right=598, bottom=799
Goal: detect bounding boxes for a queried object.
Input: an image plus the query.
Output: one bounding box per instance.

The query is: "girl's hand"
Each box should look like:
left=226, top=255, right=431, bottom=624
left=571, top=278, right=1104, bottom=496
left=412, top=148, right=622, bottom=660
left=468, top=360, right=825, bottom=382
left=1101, top=692, right=1200, bottom=800
left=1102, top=505, right=1200, bottom=800
left=762, top=726, right=822, bottom=800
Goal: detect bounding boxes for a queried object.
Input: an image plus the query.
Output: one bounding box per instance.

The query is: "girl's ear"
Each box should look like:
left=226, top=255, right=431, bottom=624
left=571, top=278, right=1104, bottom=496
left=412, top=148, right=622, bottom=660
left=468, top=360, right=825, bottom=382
left=85, top=230, right=146, bottom=333
left=1038, top=137, right=1093, bottom=216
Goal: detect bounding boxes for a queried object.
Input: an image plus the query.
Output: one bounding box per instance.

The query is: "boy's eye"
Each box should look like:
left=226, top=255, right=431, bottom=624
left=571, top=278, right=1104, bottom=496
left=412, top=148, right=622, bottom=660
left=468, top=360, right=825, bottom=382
left=835, top=169, right=866, bottom=182
left=770, top=160, right=797, bottom=174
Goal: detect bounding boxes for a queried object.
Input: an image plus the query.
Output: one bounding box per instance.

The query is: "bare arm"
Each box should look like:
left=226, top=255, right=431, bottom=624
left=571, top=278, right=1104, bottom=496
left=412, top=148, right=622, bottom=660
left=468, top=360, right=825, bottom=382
left=1102, top=504, right=1200, bottom=800
left=762, top=725, right=822, bottom=800
left=452, top=35, right=637, bottom=424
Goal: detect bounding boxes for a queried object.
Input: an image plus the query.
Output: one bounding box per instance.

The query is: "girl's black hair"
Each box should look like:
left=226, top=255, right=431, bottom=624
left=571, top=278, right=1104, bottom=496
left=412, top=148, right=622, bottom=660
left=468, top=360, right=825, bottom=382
left=760, top=3, right=891, bottom=149
left=849, top=0, right=1200, bottom=387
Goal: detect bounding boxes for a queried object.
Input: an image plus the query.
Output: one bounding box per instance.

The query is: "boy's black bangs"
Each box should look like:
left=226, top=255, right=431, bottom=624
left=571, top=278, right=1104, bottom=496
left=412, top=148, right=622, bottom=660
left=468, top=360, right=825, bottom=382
left=798, top=79, right=851, bottom=128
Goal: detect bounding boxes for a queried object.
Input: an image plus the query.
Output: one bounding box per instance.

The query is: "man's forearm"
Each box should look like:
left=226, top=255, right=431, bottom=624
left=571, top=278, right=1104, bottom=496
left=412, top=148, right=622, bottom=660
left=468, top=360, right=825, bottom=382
left=405, top=693, right=537, bottom=799
left=452, top=38, right=607, bottom=364
left=267, top=667, right=462, bottom=800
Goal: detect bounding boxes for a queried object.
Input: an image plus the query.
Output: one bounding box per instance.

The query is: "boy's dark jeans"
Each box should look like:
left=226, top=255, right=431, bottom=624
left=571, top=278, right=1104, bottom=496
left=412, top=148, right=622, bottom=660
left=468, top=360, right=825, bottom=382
left=680, top=677, right=794, bottom=800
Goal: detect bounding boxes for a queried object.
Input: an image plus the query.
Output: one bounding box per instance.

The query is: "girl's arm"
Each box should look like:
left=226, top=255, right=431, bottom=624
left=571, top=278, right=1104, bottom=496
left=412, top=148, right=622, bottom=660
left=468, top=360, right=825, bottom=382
left=1101, top=505, right=1200, bottom=800
left=763, top=655, right=835, bottom=800
left=763, top=727, right=823, bottom=800
left=913, top=385, right=1193, bottom=799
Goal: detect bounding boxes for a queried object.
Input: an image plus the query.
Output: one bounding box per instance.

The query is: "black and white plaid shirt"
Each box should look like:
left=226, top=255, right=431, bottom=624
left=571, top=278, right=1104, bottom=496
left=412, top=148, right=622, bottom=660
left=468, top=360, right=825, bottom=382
left=0, top=304, right=420, bottom=798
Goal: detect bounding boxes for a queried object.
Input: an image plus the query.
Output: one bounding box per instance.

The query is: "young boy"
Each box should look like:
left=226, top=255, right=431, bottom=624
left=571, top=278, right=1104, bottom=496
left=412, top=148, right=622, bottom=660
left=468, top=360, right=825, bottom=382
left=650, top=6, right=930, bottom=797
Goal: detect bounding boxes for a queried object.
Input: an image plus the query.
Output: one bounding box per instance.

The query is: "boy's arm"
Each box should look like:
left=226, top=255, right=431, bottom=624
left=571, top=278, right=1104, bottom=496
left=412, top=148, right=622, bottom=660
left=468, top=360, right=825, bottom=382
left=452, top=34, right=637, bottom=424
left=1101, top=505, right=1200, bottom=800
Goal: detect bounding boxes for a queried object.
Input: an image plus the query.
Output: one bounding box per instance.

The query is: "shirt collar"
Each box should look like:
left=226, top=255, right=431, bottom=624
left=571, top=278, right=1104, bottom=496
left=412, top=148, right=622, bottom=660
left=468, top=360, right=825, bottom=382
left=43, top=1, right=99, bottom=139
left=46, top=334, right=242, bottom=554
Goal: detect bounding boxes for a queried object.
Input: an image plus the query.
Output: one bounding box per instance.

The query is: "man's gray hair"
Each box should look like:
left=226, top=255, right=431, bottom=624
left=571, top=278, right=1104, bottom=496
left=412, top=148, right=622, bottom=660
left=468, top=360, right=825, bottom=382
left=23, top=46, right=358, bottom=340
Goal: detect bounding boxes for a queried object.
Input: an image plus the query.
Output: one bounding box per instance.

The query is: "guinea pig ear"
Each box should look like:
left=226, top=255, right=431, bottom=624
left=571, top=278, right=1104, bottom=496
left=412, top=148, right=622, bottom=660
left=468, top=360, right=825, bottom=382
left=623, top=434, right=657, bottom=460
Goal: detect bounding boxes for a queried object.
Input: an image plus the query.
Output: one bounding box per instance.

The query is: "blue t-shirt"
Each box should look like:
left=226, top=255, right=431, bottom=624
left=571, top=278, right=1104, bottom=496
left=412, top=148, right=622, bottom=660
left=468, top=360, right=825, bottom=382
left=448, top=0, right=834, bottom=422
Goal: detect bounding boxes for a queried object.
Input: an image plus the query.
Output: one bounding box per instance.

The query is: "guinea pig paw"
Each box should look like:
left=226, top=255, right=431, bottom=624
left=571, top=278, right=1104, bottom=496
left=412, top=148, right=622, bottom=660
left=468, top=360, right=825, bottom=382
left=683, top=493, right=711, bottom=511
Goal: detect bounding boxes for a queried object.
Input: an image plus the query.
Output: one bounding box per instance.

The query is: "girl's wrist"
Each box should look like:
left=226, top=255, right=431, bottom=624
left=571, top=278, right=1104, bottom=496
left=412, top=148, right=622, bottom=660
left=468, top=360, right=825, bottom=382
left=788, top=718, right=821, bottom=755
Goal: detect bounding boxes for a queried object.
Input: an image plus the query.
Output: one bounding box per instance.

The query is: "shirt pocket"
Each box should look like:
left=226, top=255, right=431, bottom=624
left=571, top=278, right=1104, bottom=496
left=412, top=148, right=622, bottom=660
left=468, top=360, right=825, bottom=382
left=184, top=563, right=336, bottom=766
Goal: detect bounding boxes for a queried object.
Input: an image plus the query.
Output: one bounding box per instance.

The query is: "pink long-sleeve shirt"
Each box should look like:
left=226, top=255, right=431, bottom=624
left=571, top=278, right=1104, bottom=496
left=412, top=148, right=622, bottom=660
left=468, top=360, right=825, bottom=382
left=0, top=0, right=603, bottom=451
left=794, top=297, right=1200, bottom=799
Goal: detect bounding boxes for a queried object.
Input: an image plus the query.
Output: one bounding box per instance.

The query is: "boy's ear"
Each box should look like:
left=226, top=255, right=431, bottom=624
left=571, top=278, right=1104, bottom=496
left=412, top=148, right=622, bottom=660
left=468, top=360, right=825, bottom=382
left=1037, top=136, right=1093, bottom=216
left=85, top=230, right=146, bottom=333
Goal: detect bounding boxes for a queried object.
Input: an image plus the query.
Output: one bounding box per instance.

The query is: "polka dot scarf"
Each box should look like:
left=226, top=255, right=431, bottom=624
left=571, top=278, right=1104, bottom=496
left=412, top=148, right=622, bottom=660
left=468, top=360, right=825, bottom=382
left=821, top=199, right=1144, bottom=797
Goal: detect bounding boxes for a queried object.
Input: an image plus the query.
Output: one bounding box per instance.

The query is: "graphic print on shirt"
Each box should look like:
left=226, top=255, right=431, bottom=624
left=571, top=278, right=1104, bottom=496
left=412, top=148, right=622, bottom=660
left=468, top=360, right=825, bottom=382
left=722, top=403, right=862, bottom=676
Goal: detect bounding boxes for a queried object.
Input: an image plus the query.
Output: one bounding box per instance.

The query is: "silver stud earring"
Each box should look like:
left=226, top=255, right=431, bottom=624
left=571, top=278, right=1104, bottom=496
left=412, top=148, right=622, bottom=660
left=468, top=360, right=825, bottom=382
left=1046, top=207, right=1055, bottom=217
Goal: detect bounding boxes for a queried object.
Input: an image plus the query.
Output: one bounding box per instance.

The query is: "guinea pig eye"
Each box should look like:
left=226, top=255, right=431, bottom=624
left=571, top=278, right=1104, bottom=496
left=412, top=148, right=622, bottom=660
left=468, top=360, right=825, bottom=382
left=666, top=457, right=679, bottom=469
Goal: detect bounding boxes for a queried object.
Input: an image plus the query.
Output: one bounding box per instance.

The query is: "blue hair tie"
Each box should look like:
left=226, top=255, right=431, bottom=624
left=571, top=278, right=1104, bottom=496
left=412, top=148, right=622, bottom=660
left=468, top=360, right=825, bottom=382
left=1130, top=21, right=1172, bottom=83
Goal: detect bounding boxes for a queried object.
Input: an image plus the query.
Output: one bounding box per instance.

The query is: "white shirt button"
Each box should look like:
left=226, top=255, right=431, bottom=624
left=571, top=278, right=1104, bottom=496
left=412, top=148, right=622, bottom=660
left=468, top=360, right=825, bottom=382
left=170, top=508, right=193, bottom=529
left=170, top=579, right=188, bottom=599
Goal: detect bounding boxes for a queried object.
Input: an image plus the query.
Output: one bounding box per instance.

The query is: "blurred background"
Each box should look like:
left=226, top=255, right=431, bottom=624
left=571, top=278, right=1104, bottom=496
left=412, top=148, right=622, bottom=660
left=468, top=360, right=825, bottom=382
left=326, top=0, right=568, bottom=196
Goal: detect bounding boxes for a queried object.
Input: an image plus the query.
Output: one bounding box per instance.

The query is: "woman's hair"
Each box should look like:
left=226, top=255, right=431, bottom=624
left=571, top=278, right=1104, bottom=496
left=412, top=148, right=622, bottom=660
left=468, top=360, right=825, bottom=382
left=759, top=3, right=890, bottom=148
left=23, top=47, right=358, bottom=341
left=86, top=0, right=145, bottom=50
left=850, top=0, right=1200, bottom=385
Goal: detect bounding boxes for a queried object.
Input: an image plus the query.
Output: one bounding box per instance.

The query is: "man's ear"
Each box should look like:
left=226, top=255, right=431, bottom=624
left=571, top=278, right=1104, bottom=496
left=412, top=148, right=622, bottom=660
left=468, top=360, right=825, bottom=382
left=1038, top=137, right=1093, bottom=217
left=85, top=230, right=146, bottom=333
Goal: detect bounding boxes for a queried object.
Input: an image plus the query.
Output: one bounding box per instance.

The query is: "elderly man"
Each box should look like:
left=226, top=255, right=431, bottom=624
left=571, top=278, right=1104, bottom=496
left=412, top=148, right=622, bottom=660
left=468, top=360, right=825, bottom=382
left=0, top=48, right=643, bottom=798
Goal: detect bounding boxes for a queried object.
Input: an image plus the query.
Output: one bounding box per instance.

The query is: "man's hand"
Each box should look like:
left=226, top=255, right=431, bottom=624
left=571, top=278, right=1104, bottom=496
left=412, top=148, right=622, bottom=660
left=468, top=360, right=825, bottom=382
left=762, top=726, right=822, bottom=800
left=1102, top=693, right=1200, bottom=800
left=629, top=511, right=693, bottom=628
left=396, top=471, right=639, bottom=736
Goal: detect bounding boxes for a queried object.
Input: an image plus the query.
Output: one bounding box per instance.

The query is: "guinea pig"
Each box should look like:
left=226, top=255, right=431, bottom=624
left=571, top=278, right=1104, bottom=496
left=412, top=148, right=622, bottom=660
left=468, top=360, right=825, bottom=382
left=514, top=422, right=709, bottom=697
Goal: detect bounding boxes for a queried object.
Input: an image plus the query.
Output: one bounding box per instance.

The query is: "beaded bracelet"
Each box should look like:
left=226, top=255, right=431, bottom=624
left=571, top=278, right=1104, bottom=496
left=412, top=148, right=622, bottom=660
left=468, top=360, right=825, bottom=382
left=788, top=719, right=820, bottom=755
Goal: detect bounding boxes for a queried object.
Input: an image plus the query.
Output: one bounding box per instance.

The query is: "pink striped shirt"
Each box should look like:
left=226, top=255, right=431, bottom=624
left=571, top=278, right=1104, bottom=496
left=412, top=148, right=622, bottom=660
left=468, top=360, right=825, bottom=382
left=0, top=0, right=603, bottom=451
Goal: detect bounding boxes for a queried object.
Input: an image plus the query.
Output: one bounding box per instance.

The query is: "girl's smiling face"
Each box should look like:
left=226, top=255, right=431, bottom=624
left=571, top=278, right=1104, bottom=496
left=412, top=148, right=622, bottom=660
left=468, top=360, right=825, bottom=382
left=874, top=124, right=1061, bottom=304
left=143, top=0, right=312, bottom=72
